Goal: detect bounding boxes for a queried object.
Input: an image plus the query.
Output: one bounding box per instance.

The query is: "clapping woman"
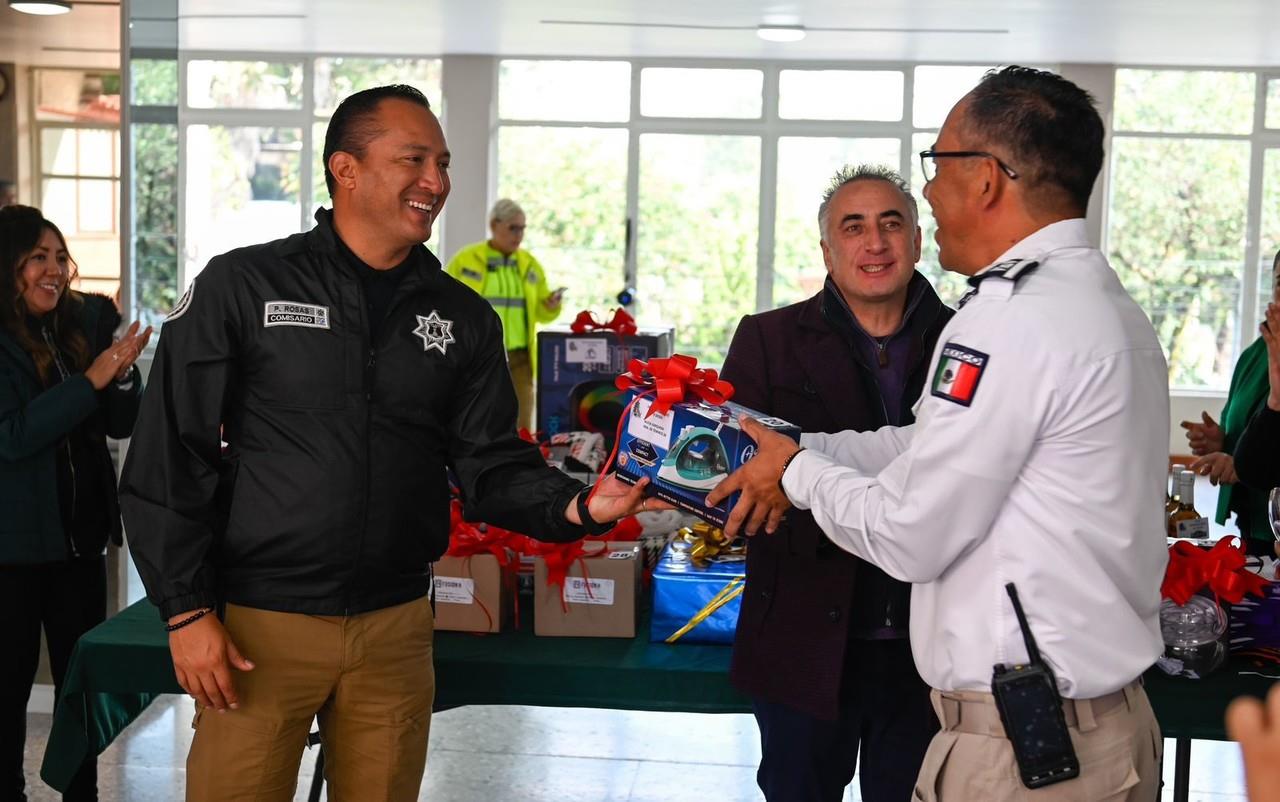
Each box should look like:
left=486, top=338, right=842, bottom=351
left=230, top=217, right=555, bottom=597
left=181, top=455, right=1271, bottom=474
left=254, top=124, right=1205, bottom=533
left=0, top=205, right=151, bottom=801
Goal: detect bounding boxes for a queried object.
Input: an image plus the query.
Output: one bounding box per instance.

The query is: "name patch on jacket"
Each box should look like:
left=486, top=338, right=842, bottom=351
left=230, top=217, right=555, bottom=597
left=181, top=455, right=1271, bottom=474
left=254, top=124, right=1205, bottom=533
left=931, top=343, right=988, bottom=407
left=263, top=301, right=330, bottom=330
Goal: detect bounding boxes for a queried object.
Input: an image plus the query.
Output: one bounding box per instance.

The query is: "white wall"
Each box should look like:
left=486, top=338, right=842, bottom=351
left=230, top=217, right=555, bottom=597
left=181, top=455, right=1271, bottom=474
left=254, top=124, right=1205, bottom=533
left=440, top=54, right=498, bottom=262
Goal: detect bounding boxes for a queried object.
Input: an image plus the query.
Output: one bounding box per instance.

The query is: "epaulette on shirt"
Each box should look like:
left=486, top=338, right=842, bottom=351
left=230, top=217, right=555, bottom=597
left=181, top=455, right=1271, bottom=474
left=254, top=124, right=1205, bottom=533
left=957, top=258, right=1040, bottom=308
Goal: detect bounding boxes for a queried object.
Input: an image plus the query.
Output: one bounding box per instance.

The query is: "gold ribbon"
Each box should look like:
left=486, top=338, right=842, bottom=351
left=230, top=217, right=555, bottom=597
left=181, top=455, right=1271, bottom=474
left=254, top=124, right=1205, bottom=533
left=678, top=522, right=745, bottom=567
left=664, top=575, right=745, bottom=643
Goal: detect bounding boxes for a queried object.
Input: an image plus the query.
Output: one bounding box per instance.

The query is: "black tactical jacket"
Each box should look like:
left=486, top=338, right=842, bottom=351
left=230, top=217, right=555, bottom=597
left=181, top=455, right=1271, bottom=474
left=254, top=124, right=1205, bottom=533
left=120, top=209, right=586, bottom=619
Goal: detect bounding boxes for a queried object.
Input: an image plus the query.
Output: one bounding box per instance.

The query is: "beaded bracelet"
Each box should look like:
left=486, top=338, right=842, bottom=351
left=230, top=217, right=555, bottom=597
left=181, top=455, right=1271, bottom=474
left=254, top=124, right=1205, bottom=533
left=165, top=608, right=212, bottom=632
left=778, top=447, right=807, bottom=491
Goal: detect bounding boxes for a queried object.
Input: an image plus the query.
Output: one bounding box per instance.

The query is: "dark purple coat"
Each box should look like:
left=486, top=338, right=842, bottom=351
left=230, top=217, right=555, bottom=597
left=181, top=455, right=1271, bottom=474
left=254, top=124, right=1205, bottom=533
left=722, top=275, right=952, bottom=720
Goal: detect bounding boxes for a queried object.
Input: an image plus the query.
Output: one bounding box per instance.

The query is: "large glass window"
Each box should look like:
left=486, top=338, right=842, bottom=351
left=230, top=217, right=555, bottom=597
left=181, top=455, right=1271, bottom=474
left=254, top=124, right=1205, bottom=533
left=497, top=127, right=629, bottom=315
left=498, top=60, right=630, bottom=123
left=1267, top=79, right=1280, bottom=130
left=779, top=70, right=903, bottom=121
left=186, top=60, right=304, bottom=109
left=184, top=126, right=302, bottom=282
left=35, top=69, right=122, bottom=300
left=1109, top=69, right=1262, bottom=390
left=141, top=54, right=441, bottom=316
left=1115, top=70, right=1255, bottom=135
left=637, top=134, right=760, bottom=364
left=640, top=68, right=763, bottom=119
left=1109, top=137, right=1249, bottom=388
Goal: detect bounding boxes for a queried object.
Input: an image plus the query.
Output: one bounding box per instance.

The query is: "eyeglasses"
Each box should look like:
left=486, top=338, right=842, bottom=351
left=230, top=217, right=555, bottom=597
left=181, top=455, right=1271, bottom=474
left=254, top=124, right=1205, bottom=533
left=918, top=149, right=1020, bottom=184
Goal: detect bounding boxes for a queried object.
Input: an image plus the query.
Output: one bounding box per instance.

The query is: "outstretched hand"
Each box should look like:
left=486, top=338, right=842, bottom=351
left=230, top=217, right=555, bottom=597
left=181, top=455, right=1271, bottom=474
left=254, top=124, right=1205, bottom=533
left=705, top=416, right=799, bottom=538
left=572, top=474, right=674, bottom=526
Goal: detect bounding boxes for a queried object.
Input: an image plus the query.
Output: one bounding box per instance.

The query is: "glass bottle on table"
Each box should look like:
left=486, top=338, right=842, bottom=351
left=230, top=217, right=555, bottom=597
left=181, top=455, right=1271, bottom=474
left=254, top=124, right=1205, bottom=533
left=1166, top=463, right=1187, bottom=516
left=1168, top=470, right=1209, bottom=539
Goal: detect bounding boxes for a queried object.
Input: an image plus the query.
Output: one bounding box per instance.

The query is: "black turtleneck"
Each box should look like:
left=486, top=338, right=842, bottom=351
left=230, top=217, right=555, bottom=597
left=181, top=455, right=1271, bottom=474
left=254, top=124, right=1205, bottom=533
left=333, top=236, right=416, bottom=341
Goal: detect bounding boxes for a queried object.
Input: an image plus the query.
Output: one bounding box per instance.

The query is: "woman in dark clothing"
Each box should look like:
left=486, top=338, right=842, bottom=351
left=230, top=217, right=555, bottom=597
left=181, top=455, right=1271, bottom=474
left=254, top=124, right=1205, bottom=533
left=1234, top=298, right=1280, bottom=497
left=0, top=206, right=150, bottom=802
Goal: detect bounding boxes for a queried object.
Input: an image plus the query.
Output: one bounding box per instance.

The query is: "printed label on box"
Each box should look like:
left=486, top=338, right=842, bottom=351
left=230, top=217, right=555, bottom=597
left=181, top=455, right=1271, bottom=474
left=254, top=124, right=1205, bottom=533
left=562, top=576, right=616, bottom=605
left=565, top=338, right=609, bottom=364
left=433, top=576, right=475, bottom=605
left=627, top=397, right=674, bottom=450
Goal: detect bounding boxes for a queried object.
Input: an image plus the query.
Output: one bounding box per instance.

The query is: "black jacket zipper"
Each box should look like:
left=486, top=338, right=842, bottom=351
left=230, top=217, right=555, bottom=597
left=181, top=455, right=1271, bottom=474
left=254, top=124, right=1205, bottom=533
left=41, top=325, right=79, bottom=558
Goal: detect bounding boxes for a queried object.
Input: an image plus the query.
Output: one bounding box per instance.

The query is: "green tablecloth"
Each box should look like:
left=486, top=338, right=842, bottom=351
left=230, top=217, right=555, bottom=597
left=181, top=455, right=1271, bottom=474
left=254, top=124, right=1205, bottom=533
left=40, top=599, right=748, bottom=790
left=40, top=599, right=1277, bottom=792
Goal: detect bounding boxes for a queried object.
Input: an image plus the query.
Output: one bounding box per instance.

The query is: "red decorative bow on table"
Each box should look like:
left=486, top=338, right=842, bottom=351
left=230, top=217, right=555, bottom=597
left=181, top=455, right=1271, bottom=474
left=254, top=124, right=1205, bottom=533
left=585, top=354, right=736, bottom=505
left=1161, top=537, right=1270, bottom=607
left=570, top=308, right=638, bottom=338
left=523, top=539, right=611, bottom=612
left=446, top=500, right=530, bottom=630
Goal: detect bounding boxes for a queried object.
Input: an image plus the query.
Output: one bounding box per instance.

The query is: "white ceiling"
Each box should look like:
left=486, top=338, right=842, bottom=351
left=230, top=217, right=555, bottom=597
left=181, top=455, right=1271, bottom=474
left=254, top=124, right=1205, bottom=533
left=0, top=3, right=119, bottom=68
left=164, top=0, right=1280, bottom=67
left=3, top=0, right=1279, bottom=69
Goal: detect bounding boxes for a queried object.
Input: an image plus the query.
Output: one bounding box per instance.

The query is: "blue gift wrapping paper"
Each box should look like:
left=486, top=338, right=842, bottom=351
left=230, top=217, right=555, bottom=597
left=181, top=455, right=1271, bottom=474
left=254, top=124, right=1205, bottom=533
left=650, top=542, right=746, bottom=645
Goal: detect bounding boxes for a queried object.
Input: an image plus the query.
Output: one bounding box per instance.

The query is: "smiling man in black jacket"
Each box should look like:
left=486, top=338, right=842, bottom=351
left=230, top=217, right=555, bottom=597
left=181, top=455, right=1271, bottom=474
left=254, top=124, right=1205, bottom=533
left=119, top=85, right=648, bottom=802
left=722, top=165, right=952, bottom=802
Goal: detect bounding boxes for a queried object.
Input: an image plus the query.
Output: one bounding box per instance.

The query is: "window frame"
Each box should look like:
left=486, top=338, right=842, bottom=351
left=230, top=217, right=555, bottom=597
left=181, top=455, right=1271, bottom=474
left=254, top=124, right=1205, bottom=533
left=1106, top=65, right=1280, bottom=391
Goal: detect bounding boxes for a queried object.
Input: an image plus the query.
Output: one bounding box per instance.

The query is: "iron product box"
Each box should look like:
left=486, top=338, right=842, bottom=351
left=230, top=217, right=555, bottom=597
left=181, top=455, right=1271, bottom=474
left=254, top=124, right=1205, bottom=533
left=535, top=326, right=674, bottom=439
left=612, top=391, right=801, bottom=528
left=650, top=542, right=745, bottom=645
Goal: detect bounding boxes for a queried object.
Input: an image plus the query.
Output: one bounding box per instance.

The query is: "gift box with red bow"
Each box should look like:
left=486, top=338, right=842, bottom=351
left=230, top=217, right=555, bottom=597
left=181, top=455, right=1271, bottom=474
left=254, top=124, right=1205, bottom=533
left=608, top=355, right=800, bottom=528
left=535, top=309, right=673, bottom=441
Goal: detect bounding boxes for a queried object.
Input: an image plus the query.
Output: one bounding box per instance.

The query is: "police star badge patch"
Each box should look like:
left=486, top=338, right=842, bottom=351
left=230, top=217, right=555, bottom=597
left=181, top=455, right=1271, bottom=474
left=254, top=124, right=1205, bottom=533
left=931, top=343, right=988, bottom=407
left=412, top=310, right=456, bottom=355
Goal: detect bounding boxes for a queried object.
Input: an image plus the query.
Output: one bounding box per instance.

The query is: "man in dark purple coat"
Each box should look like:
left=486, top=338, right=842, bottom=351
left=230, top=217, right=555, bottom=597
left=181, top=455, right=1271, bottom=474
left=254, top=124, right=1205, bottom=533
left=721, top=165, right=953, bottom=802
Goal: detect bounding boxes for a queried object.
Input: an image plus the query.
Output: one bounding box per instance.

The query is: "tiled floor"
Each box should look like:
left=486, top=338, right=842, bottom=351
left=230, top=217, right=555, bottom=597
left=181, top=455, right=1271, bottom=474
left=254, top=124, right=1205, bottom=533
left=21, top=695, right=1249, bottom=801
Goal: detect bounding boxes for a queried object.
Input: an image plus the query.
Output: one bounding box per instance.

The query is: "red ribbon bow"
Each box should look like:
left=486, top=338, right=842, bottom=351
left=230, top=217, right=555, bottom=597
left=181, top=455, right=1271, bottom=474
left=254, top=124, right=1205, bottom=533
left=614, top=355, right=735, bottom=419
left=570, top=308, right=638, bottom=338
left=585, top=354, right=736, bottom=506
left=523, top=540, right=613, bottom=612
left=1161, top=538, right=1270, bottom=607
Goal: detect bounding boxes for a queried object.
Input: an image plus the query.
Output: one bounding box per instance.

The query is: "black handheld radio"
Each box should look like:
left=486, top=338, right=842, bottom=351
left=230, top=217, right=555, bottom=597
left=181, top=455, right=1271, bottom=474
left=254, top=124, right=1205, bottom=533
left=991, top=582, right=1080, bottom=789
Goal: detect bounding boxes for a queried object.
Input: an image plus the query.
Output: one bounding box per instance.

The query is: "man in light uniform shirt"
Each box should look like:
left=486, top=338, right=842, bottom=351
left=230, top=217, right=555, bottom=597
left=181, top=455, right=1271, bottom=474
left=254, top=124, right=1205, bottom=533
left=710, top=66, right=1168, bottom=800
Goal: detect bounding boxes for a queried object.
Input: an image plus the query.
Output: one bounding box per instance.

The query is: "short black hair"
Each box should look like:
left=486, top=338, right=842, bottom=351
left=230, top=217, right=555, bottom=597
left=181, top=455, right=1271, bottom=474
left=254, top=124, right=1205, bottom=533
left=322, top=84, right=432, bottom=197
left=963, top=66, right=1103, bottom=213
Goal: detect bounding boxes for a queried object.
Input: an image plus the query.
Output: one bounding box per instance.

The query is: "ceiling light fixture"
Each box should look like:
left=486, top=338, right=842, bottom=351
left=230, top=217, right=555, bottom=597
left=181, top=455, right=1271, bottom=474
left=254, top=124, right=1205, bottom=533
left=9, top=0, right=72, bottom=14
left=756, top=24, right=806, bottom=42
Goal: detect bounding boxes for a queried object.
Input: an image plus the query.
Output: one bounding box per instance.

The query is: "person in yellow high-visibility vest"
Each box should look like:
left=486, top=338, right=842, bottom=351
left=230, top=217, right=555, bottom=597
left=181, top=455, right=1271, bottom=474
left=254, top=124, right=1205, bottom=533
left=445, top=199, right=564, bottom=431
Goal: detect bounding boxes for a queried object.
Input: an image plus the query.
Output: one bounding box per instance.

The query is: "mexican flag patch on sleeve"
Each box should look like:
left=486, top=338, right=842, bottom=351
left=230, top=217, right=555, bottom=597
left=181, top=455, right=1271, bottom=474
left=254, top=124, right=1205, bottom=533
left=931, top=343, right=989, bottom=407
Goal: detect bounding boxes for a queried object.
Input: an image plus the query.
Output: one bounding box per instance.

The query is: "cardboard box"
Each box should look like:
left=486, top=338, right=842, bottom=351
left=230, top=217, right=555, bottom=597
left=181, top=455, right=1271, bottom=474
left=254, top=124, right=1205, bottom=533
left=613, top=393, right=801, bottom=527
left=536, top=326, right=674, bottom=439
left=431, top=554, right=511, bottom=633
left=650, top=542, right=745, bottom=645
left=533, top=542, right=640, bottom=638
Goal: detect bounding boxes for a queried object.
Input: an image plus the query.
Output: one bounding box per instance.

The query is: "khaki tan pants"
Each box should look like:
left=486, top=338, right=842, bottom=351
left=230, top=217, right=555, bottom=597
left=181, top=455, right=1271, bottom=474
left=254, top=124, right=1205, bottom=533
left=508, top=347, right=535, bottom=432
left=913, top=682, right=1161, bottom=801
left=186, top=597, right=435, bottom=802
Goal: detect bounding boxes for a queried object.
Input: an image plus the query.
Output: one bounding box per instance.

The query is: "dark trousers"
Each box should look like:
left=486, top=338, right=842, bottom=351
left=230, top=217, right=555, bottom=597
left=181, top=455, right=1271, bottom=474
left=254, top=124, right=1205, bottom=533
left=0, top=557, right=106, bottom=802
left=753, top=638, right=937, bottom=802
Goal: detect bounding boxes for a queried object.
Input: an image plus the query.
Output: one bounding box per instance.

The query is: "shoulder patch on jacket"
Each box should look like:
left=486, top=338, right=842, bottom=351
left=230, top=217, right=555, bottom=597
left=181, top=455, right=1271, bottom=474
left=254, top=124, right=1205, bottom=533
left=461, top=268, right=482, bottom=282
left=931, top=343, right=988, bottom=407
left=166, top=279, right=196, bottom=322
